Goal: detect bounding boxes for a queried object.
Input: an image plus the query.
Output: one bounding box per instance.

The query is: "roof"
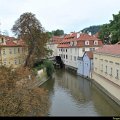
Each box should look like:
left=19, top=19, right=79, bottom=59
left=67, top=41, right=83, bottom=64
left=50, top=36, right=64, bottom=44
left=0, top=35, right=26, bottom=47
left=95, top=44, right=120, bottom=56
left=57, top=32, right=103, bottom=48
left=76, top=33, right=100, bottom=41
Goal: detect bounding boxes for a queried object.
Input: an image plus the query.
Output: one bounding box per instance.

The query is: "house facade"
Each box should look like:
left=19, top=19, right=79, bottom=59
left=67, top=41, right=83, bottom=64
left=0, top=35, right=28, bottom=68
left=46, top=36, right=64, bottom=58
left=77, top=51, right=93, bottom=78
left=92, top=44, right=120, bottom=86
left=57, top=32, right=103, bottom=70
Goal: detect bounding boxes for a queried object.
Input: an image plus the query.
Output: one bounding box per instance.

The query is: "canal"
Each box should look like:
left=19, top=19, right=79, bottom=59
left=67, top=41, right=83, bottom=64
left=41, top=69, right=120, bottom=116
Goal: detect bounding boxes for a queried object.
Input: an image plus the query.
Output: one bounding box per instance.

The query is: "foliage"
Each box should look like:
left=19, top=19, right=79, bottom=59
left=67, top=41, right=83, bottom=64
left=12, top=12, right=49, bottom=67
left=47, top=29, right=64, bottom=37
left=99, top=24, right=111, bottom=44
left=0, top=66, right=50, bottom=116
left=43, top=60, right=54, bottom=77
left=99, top=11, right=120, bottom=44
left=81, top=25, right=101, bottom=35
left=52, top=29, right=64, bottom=36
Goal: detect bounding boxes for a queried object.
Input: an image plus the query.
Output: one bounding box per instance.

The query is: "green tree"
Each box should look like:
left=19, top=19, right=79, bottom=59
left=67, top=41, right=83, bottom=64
left=52, top=29, right=64, bottom=36
left=12, top=12, right=49, bottom=67
left=81, top=25, right=101, bottom=35
left=99, top=11, right=120, bottom=44
left=43, top=60, right=54, bottom=77
left=99, top=24, right=111, bottom=44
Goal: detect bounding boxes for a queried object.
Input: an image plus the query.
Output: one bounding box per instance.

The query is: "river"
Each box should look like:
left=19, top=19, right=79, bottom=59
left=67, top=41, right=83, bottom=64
left=41, top=69, right=120, bottom=116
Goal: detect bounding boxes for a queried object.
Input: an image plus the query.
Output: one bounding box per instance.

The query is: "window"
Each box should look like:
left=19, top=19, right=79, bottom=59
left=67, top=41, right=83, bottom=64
left=14, top=59, right=17, bottom=65
left=9, top=48, right=12, bottom=54
left=90, top=48, right=92, bottom=51
left=18, top=48, right=20, bottom=53
left=94, top=41, right=98, bottom=45
left=82, top=48, right=85, bottom=52
left=64, top=55, right=65, bottom=59
left=66, top=55, right=68, bottom=59
left=105, top=65, right=107, bottom=74
left=14, top=48, right=16, bottom=54
left=110, top=67, right=112, bottom=76
left=116, top=69, right=119, bottom=79
left=74, top=56, right=76, bottom=61
left=66, top=49, right=67, bottom=52
left=1, top=38, right=4, bottom=43
left=85, top=41, right=89, bottom=45
left=3, top=49, right=6, bottom=55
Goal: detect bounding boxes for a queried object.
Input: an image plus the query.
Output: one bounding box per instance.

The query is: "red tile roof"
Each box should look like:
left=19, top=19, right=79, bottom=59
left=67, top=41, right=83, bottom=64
left=77, top=33, right=100, bottom=41
left=50, top=36, right=64, bottom=44
left=95, top=44, right=120, bottom=56
left=57, top=44, right=70, bottom=48
left=57, top=32, right=103, bottom=48
left=0, top=35, right=26, bottom=47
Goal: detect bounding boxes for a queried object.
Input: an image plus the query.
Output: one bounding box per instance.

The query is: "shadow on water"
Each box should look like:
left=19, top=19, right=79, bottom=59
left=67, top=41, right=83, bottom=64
left=41, top=69, right=120, bottom=116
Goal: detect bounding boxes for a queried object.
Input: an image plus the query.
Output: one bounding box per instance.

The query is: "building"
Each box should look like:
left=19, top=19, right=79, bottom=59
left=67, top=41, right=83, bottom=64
left=57, top=32, right=103, bottom=70
left=93, top=44, right=120, bottom=84
left=92, top=43, right=120, bottom=105
left=0, top=35, right=28, bottom=68
left=46, top=36, right=64, bottom=58
left=77, top=51, right=93, bottom=78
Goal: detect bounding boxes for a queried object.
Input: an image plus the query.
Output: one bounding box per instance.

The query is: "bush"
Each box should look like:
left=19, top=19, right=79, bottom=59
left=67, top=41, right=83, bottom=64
left=43, top=60, right=54, bottom=77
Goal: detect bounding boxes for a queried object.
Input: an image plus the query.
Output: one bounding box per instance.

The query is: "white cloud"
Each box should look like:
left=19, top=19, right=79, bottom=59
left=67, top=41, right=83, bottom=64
left=0, top=0, right=120, bottom=36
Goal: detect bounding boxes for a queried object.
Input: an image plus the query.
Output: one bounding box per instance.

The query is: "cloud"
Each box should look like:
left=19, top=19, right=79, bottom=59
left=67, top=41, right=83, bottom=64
left=0, top=0, right=120, bottom=36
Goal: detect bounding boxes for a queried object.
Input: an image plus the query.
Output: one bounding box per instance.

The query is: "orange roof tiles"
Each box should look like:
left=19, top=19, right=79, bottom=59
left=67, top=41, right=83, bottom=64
left=0, top=35, right=26, bottom=47
left=57, top=44, right=70, bottom=48
left=95, top=44, right=120, bottom=56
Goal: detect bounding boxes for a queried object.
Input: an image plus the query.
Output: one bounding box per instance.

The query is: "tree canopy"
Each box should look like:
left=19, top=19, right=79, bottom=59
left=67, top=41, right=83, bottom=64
left=81, top=25, right=101, bottom=35
left=99, top=11, right=120, bottom=44
left=12, top=12, right=49, bottom=67
left=47, top=29, right=64, bottom=38
left=0, top=66, right=50, bottom=116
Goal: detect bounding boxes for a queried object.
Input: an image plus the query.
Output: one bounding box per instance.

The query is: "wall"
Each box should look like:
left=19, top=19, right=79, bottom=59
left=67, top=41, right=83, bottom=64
left=0, top=46, right=27, bottom=68
left=93, top=53, right=120, bottom=86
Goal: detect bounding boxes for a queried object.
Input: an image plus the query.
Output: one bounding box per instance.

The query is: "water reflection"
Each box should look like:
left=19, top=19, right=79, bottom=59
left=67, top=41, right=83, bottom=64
left=41, top=69, right=120, bottom=116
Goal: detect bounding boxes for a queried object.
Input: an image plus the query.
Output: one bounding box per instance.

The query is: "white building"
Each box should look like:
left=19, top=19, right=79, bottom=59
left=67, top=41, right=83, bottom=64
left=57, top=32, right=103, bottom=70
left=46, top=36, right=64, bottom=58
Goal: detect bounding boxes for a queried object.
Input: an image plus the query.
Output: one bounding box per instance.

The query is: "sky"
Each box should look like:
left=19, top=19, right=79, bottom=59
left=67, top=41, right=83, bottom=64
left=0, top=0, right=120, bottom=36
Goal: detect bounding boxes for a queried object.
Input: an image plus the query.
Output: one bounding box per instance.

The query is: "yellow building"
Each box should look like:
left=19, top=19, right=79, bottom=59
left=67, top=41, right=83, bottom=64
left=0, top=35, right=28, bottom=68
left=92, top=43, right=120, bottom=105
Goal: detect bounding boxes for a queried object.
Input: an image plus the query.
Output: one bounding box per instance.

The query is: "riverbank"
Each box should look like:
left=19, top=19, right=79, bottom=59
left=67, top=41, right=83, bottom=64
left=92, top=72, right=120, bottom=107
left=27, top=69, right=50, bottom=89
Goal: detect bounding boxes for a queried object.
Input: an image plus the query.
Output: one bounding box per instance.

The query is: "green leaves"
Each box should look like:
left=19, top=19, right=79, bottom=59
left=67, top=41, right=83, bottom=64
left=99, top=11, right=120, bottom=44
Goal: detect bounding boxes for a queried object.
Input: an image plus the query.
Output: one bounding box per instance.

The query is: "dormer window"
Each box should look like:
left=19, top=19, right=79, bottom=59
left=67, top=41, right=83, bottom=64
left=70, top=41, right=73, bottom=46
left=85, top=41, right=89, bottom=45
left=1, top=38, right=4, bottom=43
left=94, top=41, right=98, bottom=45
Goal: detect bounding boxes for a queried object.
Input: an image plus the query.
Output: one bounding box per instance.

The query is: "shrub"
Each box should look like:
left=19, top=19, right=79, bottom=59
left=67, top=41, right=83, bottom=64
left=43, top=60, right=54, bottom=77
